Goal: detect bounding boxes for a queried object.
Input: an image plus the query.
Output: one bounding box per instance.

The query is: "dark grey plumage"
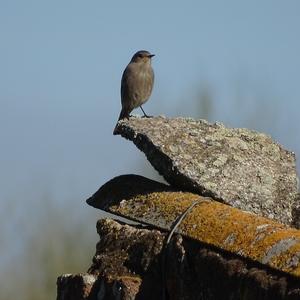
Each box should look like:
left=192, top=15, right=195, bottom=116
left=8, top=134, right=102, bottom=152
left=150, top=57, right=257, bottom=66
left=113, top=50, right=155, bottom=134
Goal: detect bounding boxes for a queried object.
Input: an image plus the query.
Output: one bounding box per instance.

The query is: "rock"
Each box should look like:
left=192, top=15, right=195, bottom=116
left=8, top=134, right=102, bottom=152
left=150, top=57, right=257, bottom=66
left=56, top=274, right=99, bottom=300
left=114, top=116, right=299, bottom=226
left=87, top=174, right=175, bottom=210
left=89, top=219, right=165, bottom=299
left=292, top=194, right=300, bottom=228
left=56, top=272, right=142, bottom=300
left=58, top=218, right=300, bottom=300
left=87, top=175, right=300, bottom=278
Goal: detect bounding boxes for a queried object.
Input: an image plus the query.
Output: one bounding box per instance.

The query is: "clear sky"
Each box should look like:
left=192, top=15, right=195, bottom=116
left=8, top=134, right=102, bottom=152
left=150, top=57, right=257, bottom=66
left=1, top=0, right=300, bottom=288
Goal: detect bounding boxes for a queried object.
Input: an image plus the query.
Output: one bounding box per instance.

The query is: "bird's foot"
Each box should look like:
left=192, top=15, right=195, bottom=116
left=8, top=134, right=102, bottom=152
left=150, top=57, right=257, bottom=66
left=139, top=106, right=152, bottom=118
left=141, top=114, right=153, bottom=118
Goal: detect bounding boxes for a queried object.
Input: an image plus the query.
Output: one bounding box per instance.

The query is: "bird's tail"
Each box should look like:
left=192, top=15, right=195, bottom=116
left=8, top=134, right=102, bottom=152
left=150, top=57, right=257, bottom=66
left=113, top=108, right=129, bottom=135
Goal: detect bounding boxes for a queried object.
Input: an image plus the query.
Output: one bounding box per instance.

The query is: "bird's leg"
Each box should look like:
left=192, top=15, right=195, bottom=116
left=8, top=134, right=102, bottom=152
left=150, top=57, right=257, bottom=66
left=140, top=106, right=152, bottom=118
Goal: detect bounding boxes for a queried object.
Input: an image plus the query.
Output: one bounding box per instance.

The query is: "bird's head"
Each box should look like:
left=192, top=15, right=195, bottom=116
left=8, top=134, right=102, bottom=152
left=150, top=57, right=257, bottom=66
left=131, top=50, right=155, bottom=64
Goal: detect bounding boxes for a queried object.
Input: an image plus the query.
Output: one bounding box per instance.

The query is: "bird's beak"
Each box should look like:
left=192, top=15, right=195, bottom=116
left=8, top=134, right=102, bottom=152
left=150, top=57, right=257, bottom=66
left=149, top=54, right=155, bottom=58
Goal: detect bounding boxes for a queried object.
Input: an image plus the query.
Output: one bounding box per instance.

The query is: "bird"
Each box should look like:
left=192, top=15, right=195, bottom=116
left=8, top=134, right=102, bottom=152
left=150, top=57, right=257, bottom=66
left=113, top=50, right=155, bottom=134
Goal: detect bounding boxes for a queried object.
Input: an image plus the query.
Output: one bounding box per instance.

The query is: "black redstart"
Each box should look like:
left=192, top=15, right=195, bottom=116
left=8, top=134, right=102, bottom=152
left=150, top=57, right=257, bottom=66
left=113, top=50, right=155, bottom=134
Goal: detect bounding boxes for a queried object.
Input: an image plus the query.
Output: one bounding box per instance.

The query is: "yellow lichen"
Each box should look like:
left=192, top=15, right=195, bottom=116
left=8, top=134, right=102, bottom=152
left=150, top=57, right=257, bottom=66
left=109, top=191, right=300, bottom=277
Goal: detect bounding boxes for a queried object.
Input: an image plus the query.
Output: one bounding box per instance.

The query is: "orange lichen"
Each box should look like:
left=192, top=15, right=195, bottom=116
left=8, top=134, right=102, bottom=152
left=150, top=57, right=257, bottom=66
left=108, top=191, right=300, bottom=278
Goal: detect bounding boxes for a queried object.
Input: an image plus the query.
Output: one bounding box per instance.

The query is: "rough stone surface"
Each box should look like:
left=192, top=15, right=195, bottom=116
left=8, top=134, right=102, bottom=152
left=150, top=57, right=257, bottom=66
left=87, top=175, right=300, bottom=278
left=292, top=194, right=300, bottom=228
left=56, top=273, right=99, bottom=300
left=87, top=174, right=175, bottom=210
left=88, top=219, right=165, bottom=299
left=114, top=116, right=299, bottom=226
left=58, top=218, right=300, bottom=300
left=56, top=273, right=142, bottom=300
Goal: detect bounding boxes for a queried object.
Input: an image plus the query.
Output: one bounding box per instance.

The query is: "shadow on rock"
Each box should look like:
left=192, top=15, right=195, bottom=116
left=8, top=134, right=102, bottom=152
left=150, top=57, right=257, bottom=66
left=86, top=174, right=176, bottom=210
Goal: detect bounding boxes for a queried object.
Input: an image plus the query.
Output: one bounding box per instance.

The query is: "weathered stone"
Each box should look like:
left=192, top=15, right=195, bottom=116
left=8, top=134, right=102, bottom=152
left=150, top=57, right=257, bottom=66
left=87, top=175, right=300, bottom=278
left=58, top=218, right=300, bottom=300
left=114, top=116, right=299, bottom=226
left=86, top=174, right=174, bottom=210
left=57, top=116, right=300, bottom=299
left=56, top=273, right=142, bottom=300
left=292, top=194, right=300, bottom=228
left=56, top=273, right=99, bottom=300
left=89, top=219, right=165, bottom=299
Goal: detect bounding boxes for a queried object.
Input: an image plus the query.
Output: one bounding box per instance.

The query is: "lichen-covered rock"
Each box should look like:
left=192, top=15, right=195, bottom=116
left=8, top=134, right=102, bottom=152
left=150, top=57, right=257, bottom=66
left=114, top=116, right=299, bottom=226
left=292, top=194, right=300, bottom=228
left=87, top=176, right=300, bottom=278
left=86, top=174, right=175, bottom=210
left=57, top=218, right=300, bottom=300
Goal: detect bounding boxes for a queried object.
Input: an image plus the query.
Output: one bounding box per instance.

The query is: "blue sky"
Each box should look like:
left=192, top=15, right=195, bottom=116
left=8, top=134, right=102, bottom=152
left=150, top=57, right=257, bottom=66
left=1, top=0, right=300, bottom=279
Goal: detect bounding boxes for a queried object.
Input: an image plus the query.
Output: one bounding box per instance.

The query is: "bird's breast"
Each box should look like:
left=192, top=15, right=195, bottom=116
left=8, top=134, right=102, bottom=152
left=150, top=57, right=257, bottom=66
left=121, top=62, right=154, bottom=109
